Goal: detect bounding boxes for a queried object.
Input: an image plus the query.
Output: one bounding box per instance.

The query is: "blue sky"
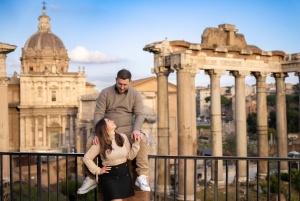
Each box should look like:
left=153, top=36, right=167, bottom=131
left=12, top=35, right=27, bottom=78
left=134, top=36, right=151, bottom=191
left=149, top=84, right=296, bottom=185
left=1, top=0, right=300, bottom=92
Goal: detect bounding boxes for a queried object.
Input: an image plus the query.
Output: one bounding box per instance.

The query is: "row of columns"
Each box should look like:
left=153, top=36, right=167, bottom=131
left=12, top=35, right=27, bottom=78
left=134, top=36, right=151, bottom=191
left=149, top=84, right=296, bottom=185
left=19, top=114, right=76, bottom=150
left=154, top=64, right=290, bottom=199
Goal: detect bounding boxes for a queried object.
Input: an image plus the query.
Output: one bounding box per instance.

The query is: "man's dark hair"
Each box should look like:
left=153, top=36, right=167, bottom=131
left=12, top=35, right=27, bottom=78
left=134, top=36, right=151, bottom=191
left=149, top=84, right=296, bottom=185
left=117, top=69, right=131, bottom=80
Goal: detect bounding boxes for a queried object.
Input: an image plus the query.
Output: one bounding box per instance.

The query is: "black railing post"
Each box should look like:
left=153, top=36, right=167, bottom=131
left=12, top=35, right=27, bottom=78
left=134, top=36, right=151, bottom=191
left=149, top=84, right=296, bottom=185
left=56, top=156, right=59, bottom=200
left=0, top=154, right=2, bottom=201
left=214, top=159, right=218, bottom=201
left=246, top=160, right=249, bottom=201
left=154, top=158, right=157, bottom=201
left=47, top=156, right=50, bottom=201
left=204, top=159, right=207, bottom=201
left=164, top=158, right=167, bottom=200
left=225, top=160, right=228, bottom=201
left=19, top=155, right=22, bottom=201
left=184, top=159, right=187, bottom=201
left=288, top=161, right=291, bottom=201
left=173, top=158, right=177, bottom=201
left=278, top=161, right=281, bottom=201
left=9, top=155, right=13, bottom=200
left=36, top=155, right=42, bottom=201
left=236, top=159, right=239, bottom=201
left=194, top=159, right=197, bottom=201
left=267, top=161, right=270, bottom=201
left=28, top=156, right=31, bottom=200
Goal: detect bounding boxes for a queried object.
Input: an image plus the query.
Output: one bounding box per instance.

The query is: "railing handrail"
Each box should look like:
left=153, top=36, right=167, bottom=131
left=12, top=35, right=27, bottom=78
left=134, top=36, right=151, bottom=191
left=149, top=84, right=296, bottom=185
left=1, top=152, right=300, bottom=161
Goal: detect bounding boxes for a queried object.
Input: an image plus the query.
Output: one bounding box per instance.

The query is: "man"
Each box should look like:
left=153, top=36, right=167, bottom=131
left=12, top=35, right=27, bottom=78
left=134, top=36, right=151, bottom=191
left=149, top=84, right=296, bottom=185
left=77, top=69, right=150, bottom=194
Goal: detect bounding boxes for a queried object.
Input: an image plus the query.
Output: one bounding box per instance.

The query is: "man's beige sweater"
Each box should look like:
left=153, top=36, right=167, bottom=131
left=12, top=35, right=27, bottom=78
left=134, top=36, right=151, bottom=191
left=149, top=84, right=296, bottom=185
left=93, top=85, right=144, bottom=134
left=83, top=133, right=140, bottom=175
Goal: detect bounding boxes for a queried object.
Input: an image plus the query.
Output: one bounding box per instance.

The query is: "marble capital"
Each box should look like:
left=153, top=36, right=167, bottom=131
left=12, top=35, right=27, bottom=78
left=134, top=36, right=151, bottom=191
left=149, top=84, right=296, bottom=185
left=250, top=71, right=269, bottom=79
left=205, top=69, right=226, bottom=77
left=173, top=63, right=198, bottom=74
left=229, top=70, right=249, bottom=77
left=0, top=77, right=10, bottom=86
left=271, top=72, right=288, bottom=79
left=0, top=54, right=7, bottom=59
left=151, top=66, right=172, bottom=76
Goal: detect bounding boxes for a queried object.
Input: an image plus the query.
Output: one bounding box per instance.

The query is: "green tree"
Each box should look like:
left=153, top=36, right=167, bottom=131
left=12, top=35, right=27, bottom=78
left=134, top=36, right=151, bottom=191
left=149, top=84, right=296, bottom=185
left=268, top=110, right=276, bottom=129
left=205, top=95, right=230, bottom=105
left=293, top=84, right=299, bottom=94
left=268, top=127, right=277, bottom=140
left=223, top=136, right=235, bottom=156
left=246, top=112, right=257, bottom=133
left=287, top=109, right=299, bottom=133
left=267, top=95, right=276, bottom=106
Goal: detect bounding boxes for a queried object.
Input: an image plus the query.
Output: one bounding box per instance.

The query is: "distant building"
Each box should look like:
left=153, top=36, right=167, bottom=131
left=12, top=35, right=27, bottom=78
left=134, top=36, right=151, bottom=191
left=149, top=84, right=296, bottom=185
left=196, top=87, right=210, bottom=118
left=7, top=6, right=97, bottom=153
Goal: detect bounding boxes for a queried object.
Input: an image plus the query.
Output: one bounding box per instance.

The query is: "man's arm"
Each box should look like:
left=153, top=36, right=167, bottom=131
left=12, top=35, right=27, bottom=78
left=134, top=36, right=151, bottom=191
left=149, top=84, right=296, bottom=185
left=132, top=90, right=144, bottom=136
left=93, top=90, right=107, bottom=130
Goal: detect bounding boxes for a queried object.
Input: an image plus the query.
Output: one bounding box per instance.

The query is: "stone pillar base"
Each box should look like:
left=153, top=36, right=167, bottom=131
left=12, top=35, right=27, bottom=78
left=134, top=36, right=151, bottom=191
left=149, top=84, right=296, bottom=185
left=176, top=194, right=195, bottom=201
left=156, top=185, right=172, bottom=195
left=237, top=176, right=247, bottom=183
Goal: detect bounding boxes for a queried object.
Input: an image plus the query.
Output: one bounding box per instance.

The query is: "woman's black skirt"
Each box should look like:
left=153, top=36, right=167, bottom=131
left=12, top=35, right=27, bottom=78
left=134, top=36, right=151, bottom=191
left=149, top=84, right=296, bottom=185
left=100, top=162, right=134, bottom=201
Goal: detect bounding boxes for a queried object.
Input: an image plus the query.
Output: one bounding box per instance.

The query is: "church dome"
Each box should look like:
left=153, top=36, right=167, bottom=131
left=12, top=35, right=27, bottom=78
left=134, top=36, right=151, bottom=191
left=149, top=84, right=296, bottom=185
left=20, top=5, right=69, bottom=74
left=23, top=5, right=66, bottom=52
left=24, top=32, right=65, bottom=52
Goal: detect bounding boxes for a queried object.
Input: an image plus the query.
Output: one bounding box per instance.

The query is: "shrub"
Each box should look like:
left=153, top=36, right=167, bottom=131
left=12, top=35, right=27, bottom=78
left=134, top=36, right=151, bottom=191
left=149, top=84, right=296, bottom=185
left=60, top=180, right=97, bottom=201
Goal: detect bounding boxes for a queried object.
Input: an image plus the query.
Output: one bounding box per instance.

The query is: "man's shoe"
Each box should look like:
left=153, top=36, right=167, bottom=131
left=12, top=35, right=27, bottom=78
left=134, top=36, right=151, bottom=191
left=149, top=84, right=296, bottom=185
left=77, top=177, right=97, bottom=194
left=135, top=175, right=151, bottom=191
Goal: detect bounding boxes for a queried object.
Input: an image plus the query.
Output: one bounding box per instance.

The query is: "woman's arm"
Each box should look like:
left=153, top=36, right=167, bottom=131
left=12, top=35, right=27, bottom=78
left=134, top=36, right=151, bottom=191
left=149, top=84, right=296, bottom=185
left=83, top=145, right=101, bottom=175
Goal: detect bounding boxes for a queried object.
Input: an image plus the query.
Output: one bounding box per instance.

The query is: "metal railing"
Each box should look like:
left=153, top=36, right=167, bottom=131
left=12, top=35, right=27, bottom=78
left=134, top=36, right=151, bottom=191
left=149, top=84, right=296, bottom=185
left=0, top=152, right=299, bottom=201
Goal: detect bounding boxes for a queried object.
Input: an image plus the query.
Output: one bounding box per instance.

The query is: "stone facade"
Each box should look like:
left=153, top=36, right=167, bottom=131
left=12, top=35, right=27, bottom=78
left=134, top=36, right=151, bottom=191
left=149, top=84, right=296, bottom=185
left=7, top=6, right=97, bottom=153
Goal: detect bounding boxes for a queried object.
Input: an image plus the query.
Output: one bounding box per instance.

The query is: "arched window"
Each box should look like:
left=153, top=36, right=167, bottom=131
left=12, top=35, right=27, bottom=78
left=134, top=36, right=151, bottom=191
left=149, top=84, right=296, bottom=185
left=51, top=91, right=56, bottom=101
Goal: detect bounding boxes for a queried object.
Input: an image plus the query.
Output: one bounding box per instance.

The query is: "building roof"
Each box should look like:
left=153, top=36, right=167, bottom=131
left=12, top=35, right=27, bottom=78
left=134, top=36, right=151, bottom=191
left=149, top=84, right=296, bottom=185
left=23, top=6, right=66, bottom=52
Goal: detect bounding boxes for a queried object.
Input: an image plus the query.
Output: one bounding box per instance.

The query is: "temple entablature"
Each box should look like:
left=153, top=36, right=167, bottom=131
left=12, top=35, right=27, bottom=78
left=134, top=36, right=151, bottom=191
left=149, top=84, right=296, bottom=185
left=143, top=24, right=300, bottom=77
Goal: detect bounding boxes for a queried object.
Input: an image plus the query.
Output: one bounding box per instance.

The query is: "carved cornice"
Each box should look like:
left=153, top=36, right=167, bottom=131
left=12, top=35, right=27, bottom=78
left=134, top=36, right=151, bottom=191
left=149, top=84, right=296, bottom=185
left=0, top=77, right=10, bottom=86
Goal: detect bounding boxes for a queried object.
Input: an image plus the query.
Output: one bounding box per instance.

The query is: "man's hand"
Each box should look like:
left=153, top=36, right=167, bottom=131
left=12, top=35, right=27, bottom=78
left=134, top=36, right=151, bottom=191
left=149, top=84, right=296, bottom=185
left=93, top=135, right=99, bottom=145
left=131, top=129, right=142, bottom=141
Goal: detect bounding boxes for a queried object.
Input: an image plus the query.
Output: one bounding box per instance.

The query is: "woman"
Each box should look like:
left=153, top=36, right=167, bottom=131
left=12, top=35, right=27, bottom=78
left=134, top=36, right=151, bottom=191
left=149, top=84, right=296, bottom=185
left=83, top=118, right=141, bottom=201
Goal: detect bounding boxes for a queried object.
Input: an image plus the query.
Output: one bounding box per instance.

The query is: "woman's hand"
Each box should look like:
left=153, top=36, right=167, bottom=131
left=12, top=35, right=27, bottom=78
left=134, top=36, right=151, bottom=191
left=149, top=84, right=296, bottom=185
left=99, top=165, right=111, bottom=175
left=134, top=134, right=142, bottom=144
left=93, top=135, right=99, bottom=145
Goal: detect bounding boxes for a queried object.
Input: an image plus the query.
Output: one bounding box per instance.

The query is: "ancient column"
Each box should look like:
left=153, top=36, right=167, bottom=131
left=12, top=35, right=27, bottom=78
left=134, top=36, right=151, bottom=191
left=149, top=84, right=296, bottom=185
left=230, top=71, right=247, bottom=182
left=175, top=63, right=195, bottom=200
left=272, top=72, right=288, bottom=172
left=191, top=69, right=199, bottom=156
left=70, top=115, right=74, bottom=146
left=252, top=72, right=268, bottom=178
left=62, top=115, right=66, bottom=146
left=295, top=72, right=300, bottom=145
left=43, top=116, right=46, bottom=147
left=0, top=43, right=16, bottom=178
left=35, top=116, right=38, bottom=146
left=205, top=69, right=224, bottom=184
left=153, top=66, right=172, bottom=194
left=20, top=116, right=25, bottom=149
left=47, top=115, right=50, bottom=147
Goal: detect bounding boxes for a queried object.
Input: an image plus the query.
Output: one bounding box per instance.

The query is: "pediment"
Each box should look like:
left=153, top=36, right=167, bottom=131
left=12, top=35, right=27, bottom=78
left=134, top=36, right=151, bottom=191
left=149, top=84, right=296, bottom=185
left=131, top=76, right=177, bottom=93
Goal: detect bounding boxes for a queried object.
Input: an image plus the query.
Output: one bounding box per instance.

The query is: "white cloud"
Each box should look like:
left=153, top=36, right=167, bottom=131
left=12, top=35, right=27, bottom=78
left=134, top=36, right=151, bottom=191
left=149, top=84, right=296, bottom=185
left=49, top=4, right=60, bottom=10
left=69, top=46, right=121, bottom=64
